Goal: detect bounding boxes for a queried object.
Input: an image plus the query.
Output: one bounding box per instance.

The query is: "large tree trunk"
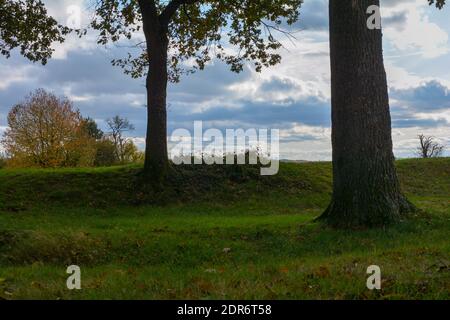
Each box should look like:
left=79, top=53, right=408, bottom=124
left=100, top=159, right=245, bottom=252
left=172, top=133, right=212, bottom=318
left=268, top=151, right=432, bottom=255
left=319, top=0, right=414, bottom=228
left=143, top=30, right=170, bottom=178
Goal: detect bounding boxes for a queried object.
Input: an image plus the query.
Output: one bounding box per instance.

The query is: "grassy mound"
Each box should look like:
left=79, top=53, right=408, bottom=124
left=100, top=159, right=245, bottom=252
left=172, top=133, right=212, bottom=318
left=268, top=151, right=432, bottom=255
left=0, top=161, right=333, bottom=210
left=1, top=158, right=448, bottom=210
left=0, top=158, right=449, bottom=299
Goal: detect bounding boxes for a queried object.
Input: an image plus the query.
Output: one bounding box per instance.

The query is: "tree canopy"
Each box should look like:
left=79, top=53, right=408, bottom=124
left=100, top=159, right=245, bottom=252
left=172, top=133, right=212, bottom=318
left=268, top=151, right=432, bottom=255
left=0, top=0, right=69, bottom=64
left=1, top=89, right=95, bottom=167
left=428, top=0, right=446, bottom=9
left=90, top=0, right=302, bottom=82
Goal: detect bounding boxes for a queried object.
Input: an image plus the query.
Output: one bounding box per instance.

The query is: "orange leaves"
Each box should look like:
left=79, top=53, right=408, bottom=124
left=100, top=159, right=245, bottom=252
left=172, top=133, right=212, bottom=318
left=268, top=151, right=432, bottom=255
left=2, top=89, right=97, bottom=168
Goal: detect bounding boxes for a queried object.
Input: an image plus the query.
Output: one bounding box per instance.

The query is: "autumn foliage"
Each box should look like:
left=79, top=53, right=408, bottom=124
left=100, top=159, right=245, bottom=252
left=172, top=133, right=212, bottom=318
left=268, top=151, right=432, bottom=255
left=1, top=89, right=96, bottom=168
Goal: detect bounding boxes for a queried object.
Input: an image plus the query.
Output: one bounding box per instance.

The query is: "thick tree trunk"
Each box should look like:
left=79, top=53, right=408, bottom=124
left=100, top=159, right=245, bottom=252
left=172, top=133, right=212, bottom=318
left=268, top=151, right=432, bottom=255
left=319, top=0, right=414, bottom=228
left=143, top=31, right=170, bottom=178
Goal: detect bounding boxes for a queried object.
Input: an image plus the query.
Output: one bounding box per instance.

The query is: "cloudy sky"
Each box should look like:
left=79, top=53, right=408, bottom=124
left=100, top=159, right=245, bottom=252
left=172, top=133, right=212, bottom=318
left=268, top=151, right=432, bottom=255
left=1, top=0, right=449, bottom=160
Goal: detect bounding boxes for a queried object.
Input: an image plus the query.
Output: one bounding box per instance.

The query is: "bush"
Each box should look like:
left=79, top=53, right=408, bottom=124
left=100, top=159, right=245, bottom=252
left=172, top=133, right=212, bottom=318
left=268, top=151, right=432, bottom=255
left=0, top=156, right=6, bottom=169
left=94, top=139, right=118, bottom=167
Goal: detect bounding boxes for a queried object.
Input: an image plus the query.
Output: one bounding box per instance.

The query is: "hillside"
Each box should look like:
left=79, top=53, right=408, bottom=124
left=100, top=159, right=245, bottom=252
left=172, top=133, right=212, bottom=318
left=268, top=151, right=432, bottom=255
left=0, top=158, right=449, bottom=299
left=1, top=158, right=449, bottom=210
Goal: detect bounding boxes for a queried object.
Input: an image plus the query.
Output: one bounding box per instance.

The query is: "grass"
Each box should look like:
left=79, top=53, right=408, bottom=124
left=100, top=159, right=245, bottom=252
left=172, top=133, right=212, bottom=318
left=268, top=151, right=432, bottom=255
left=0, top=158, right=449, bottom=299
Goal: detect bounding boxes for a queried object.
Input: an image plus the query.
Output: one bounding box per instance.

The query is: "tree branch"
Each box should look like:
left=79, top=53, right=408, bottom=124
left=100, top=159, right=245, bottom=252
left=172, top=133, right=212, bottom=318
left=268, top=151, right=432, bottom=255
left=138, top=0, right=159, bottom=32
left=159, top=0, right=201, bottom=26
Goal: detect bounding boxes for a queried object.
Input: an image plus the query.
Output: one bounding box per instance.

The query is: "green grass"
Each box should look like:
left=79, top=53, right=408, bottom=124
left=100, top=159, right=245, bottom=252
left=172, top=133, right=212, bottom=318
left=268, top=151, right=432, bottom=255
left=0, top=158, right=449, bottom=299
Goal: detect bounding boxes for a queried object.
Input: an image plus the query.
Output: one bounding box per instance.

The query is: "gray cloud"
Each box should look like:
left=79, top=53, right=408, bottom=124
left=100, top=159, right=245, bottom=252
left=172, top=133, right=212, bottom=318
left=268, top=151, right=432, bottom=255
left=1, top=1, right=449, bottom=159
left=383, top=11, right=408, bottom=31
left=296, top=0, right=329, bottom=31
left=391, top=81, right=450, bottom=111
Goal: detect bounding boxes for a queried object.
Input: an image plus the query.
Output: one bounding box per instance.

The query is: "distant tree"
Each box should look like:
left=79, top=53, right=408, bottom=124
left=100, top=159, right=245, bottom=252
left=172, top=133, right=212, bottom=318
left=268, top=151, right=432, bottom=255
left=93, top=137, right=143, bottom=167
left=416, top=134, right=445, bottom=158
left=122, top=140, right=145, bottom=164
left=94, top=138, right=118, bottom=166
left=0, top=0, right=68, bottom=64
left=0, top=153, right=7, bottom=169
left=82, top=117, right=104, bottom=140
left=1, top=89, right=96, bottom=167
left=106, top=116, right=136, bottom=164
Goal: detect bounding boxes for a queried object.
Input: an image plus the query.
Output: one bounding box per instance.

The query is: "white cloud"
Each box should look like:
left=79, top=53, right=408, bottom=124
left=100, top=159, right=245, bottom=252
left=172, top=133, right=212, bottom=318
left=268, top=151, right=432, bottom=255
left=385, top=62, right=450, bottom=91
left=382, top=0, right=449, bottom=59
left=44, top=0, right=98, bottom=59
left=386, top=63, right=424, bottom=89
left=415, top=109, right=450, bottom=124
left=0, top=65, right=38, bottom=90
left=392, top=125, right=450, bottom=157
left=226, top=31, right=331, bottom=105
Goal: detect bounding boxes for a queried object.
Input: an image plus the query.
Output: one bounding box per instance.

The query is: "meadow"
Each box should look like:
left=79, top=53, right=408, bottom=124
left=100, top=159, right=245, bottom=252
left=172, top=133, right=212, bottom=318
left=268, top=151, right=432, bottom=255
left=0, top=158, right=449, bottom=299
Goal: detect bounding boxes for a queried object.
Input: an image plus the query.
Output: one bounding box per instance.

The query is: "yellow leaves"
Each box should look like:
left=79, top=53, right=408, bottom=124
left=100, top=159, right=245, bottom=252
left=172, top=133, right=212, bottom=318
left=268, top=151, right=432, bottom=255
left=3, top=89, right=97, bottom=168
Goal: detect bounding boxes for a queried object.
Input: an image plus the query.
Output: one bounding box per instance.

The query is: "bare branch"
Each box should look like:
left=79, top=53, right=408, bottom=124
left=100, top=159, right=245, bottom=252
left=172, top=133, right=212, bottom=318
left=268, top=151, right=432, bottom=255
left=416, top=134, right=445, bottom=158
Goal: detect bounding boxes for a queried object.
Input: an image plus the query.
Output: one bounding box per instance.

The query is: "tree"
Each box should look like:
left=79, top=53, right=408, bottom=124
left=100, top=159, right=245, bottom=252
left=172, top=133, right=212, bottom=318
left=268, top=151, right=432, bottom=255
left=319, top=0, right=446, bottom=228
left=93, top=137, right=143, bottom=166
left=94, top=138, right=118, bottom=166
left=88, top=0, right=302, bottom=177
left=416, top=134, right=445, bottom=158
left=106, top=115, right=136, bottom=164
left=318, top=0, right=414, bottom=228
left=82, top=117, right=104, bottom=140
left=0, top=153, right=7, bottom=169
left=0, top=0, right=68, bottom=64
left=1, top=89, right=96, bottom=167
left=122, top=139, right=145, bottom=164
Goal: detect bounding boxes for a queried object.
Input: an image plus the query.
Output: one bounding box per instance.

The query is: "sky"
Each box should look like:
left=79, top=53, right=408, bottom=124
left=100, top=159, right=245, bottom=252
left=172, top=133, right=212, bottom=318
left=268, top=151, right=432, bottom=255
left=0, top=0, right=449, bottom=160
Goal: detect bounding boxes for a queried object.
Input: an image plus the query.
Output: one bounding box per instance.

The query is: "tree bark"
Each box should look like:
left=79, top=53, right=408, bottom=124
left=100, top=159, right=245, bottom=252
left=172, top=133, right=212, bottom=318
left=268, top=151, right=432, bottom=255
left=319, top=0, right=414, bottom=228
left=139, top=1, right=170, bottom=178
left=144, top=31, right=169, bottom=177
